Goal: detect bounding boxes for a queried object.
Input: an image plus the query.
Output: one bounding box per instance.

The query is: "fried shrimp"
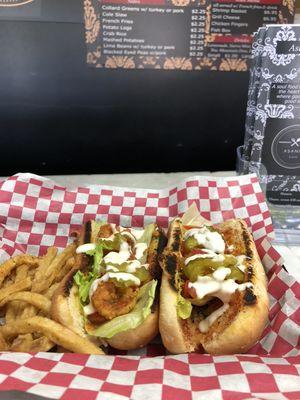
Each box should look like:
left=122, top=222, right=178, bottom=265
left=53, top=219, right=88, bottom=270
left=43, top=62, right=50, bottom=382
left=91, top=281, right=138, bottom=320
left=98, top=224, right=114, bottom=238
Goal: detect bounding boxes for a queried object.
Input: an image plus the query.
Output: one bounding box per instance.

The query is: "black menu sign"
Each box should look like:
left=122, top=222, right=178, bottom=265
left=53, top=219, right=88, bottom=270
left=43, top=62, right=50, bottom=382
left=83, top=0, right=294, bottom=71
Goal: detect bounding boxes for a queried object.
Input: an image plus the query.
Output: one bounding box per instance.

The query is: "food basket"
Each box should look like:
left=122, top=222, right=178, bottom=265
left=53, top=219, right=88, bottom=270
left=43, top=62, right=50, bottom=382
left=0, top=173, right=298, bottom=400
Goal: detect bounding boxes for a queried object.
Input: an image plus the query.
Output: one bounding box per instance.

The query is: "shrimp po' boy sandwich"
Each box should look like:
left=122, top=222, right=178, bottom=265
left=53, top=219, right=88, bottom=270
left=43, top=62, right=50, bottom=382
left=51, top=220, right=166, bottom=351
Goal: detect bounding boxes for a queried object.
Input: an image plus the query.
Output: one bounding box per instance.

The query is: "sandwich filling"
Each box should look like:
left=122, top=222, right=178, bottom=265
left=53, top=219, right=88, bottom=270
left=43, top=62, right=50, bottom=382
left=73, top=221, right=157, bottom=338
left=178, top=225, right=253, bottom=333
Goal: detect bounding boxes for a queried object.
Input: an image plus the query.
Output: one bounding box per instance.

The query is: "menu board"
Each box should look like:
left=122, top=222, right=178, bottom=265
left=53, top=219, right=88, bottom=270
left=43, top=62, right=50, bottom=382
left=83, top=0, right=295, bottom=71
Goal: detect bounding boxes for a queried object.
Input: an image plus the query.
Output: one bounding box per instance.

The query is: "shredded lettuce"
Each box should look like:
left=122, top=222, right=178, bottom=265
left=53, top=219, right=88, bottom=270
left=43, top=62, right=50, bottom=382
left=74, top=237, right=113, bottom=305
left=74, top=222, right=155, bottom=310
left=177, top=293, right=192, bottom=319
left=136, top=224, right=155, bottom=264
left=137, top=223, right=155, bottom=246
left=86, top=279, right=157, bottom=338
left=98, top=234, right=121, bottom=253
left=74, top=270, right=95, bottom=304
left=86, top=244, right=103, bottom=274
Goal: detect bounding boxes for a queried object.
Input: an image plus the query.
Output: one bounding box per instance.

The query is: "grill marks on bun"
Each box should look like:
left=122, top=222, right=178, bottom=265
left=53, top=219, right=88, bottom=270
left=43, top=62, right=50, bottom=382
left=63, top=270, right=78, bottom=297
left=159, top=218, right=269, bottom=355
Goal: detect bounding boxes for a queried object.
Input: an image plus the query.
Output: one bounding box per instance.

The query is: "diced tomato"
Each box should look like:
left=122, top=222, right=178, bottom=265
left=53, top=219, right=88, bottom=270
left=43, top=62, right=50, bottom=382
left=182, top=246, right=206, bottom=257
left=182, top=280, right=197, bottom=299
left=183, top=225, right=197, bottom=230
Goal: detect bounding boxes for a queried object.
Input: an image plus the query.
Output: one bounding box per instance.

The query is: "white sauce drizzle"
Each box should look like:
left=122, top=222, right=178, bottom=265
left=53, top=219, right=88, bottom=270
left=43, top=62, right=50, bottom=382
left=227, top=244, right=234, bottom=252
left=76, top=243, right=96, bottom=254
left=100, top=272, right=140, bottom=286
left=110, top=223, right=117, bottom=233
left=135, top=243, right=147, bottom=260
left=188, top=267, right=253, bottom=303
left=103, top=241, right=131, bottom=265
left=236, top=255, right=246, bottom=272
left=120, top=230, right=136, bottom=244
left=213, top=267, right=231, bottom=281
left=184, top=227, right=225, bottom=254
left=127, top=262, right=149, bottom=273
left=185, top=251, right=225, bottom=265
left=125, top=260, right=141, bottom=273
left=199, top=304, right=229, bottom=333
left=119, top=227, right=144, bottom=240
left=106, top=265, right=119, bottom=272
left=101, top=235, right=114, bottom=242
left=106, top=261, right=148, bottom=273
left=129, top=228, right=145, bottom=240
left=83, top=302, right=96, bottom=315
left=89, top=279, right=102, bottom=300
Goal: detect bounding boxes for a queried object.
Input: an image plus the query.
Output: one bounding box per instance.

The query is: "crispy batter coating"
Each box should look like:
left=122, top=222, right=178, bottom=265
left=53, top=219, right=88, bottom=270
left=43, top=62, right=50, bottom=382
left=87, top=312, right=107, bottom=325
left=92, top=281, right=138, bottom=320
left=98, top=224, right=113, bottom=238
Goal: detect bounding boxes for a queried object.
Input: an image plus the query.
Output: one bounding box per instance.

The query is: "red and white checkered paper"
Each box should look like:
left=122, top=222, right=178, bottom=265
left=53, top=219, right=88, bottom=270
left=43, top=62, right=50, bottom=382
left=0, top=172, right=298, bottom=400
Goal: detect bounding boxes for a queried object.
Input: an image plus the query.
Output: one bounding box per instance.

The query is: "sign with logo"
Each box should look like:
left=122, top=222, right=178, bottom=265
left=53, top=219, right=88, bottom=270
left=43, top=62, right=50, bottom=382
left=272, top=125, right=300, bottom=169
left=260, top=118, right=300, bottom=205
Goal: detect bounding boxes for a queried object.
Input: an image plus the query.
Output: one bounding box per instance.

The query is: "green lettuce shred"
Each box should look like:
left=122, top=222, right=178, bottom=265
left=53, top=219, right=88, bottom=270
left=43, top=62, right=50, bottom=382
left=86, top=279, right=157, bottom=338
left=137, top=223, right=155, bottom=246
left=73, top=271, right=93, bottom=304
left=73, top=225, right=116, bottom=305
left=177, top=293, right=192, bottom=319
left=73, top=243, right=104, bottom=305
left=74, top=222, right=156, bottom=313
left=136, top=223, right=155, bottom=264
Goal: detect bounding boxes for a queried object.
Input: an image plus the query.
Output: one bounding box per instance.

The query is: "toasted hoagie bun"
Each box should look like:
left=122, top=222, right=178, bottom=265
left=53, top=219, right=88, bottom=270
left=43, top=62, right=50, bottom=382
left=159, top=218, right=269, bottom=355
left=52, top=220, right=166, bottom=351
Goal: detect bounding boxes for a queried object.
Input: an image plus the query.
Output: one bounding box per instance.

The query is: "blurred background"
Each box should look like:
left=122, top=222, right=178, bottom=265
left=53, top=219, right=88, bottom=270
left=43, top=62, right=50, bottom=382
left=0, top=0, right=299, bottom=176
